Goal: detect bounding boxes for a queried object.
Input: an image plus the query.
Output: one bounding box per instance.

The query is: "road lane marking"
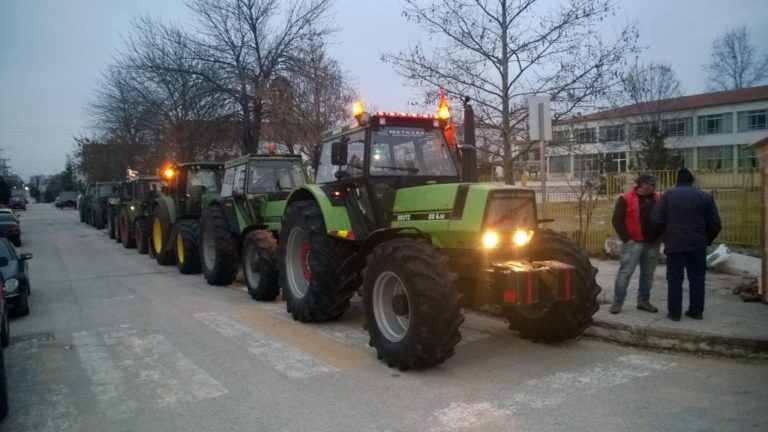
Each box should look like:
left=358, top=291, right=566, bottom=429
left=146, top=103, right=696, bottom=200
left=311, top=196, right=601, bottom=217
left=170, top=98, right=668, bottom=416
left=195, top=312, right=343, bottom=377
left=73, top=325, right=227, bottom=417
left=422, top=354, right=676, bottom=432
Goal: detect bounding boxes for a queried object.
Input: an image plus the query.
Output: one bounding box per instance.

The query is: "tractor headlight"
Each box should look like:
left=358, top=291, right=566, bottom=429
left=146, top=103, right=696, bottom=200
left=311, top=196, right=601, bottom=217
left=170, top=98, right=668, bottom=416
left=482, top=231, right=500, bottom=248
left=3, top=277, right=19, bottom=294
left=512, top=230, right=534, bottom=247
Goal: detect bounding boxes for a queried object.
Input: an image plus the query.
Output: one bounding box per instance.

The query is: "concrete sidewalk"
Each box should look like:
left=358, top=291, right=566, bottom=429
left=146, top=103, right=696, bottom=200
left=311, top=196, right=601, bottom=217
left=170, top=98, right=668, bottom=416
left=584, top=258, right=768, bottom=358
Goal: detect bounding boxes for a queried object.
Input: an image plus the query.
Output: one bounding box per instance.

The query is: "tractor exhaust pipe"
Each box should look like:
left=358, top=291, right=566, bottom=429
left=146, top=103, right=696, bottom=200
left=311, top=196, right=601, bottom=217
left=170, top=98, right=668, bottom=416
left=461, top=97, right=478, bottom=183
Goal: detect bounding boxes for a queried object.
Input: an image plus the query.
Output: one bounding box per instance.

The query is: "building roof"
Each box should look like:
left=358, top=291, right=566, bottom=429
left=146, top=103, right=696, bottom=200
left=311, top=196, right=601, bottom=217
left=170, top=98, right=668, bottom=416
left=564, top=85, right=768, bottom=123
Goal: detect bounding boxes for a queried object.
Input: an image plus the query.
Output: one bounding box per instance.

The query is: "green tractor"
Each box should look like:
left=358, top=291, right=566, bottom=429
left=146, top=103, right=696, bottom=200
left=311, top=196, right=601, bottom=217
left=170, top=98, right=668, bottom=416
left=109, top=176, right=165, bottom=253
left=278, top=102, right=601, bottom=370
left=199, top=154, right=309, bottom=300
left=80, top=182, right=120, bottom=229
left=149, top=162, right=224, bottom=274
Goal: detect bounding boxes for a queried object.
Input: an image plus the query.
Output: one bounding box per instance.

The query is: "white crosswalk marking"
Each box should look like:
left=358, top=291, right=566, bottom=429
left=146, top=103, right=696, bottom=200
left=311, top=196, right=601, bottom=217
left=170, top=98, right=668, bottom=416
left=424, top=355, right=676, bottom=432
left=194, top=312, right=339, bottom=378
left=73, top=325, right=227, bottom=417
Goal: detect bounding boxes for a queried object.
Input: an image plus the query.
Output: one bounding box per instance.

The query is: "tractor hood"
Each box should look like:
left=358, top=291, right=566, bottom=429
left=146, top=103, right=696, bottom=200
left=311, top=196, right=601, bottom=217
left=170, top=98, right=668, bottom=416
left=390, top=183, right=538, bottom=249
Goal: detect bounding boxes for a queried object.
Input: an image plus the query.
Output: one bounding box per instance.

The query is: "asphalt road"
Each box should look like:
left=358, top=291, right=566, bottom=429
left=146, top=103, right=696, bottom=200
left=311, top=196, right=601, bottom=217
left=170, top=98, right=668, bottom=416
left=2, top=204, right=767, bottom=432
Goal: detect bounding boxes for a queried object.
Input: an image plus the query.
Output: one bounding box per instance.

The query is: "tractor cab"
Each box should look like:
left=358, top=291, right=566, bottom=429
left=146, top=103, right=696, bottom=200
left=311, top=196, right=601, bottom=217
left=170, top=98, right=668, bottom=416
left=315, top=106, right=459, bottom=232
left=161, top=162, right=224, bottom=218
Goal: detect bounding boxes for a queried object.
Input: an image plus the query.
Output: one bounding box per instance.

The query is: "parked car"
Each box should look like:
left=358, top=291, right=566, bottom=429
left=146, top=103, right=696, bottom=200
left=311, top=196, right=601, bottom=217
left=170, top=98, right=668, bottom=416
left=8, top=196, right=25, bottom=211
left=0, top=215, right=20, bottom=247
left=0, top=280, right=8, bottom=421
left=0, top=209, right=18, bottom=224
left=0, top=238, right=31, bottom=317
left=56, top=191, right=77, bottom=209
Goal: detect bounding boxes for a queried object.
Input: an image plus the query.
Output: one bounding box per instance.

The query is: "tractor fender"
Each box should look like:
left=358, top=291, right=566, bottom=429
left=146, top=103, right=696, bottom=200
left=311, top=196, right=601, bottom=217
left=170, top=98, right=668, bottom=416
left=355, top=228, right=432, bottom=268
left=285, top=185, right=354, bottom=234
left=153, top=196, right=178, bottom=225
left=207, top=200, right=240, bottom=236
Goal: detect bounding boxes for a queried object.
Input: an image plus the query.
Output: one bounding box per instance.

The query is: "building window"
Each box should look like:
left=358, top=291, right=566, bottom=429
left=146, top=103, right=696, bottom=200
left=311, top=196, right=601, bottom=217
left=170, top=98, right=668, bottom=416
left=697, top=145, right=734, bottom=171
left=601, top=125, right=625, bottom=142
left=630, top=122, right=651, bottom=139
left=549, top=155, right=570, bottom=173
left=552, top=130, right=571, bottom=145
left=575, top=127, right=596, bottom=144
left=697, top=113, right=733, bottom=135
left=574, top=153, right=600, bottom=178
left=662, top=117, right=693, bottom=137
left=737, top=110, right=768, bottom=131
left=737, top=146, right=758, bottom=171
left=670, top=148, right=694, bottom=169
left=603, top=151, right=627, bottom=172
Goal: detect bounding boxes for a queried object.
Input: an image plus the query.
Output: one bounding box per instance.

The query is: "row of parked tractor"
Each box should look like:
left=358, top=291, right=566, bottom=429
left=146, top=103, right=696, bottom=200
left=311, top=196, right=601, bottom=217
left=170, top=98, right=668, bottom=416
left=75, top=103, right=601, bottom=371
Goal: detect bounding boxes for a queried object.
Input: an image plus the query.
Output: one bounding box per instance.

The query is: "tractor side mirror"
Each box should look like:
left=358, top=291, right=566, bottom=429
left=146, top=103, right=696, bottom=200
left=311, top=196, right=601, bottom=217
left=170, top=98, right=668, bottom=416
left=20, top=253, right=33, bottom=261
left=331, top=141, right=348, bottom=166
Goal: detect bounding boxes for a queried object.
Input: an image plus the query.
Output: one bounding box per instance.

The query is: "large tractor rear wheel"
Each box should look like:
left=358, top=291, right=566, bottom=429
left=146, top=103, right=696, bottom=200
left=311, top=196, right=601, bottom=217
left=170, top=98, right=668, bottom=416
left=119, top=210, right=135, bottom=248
left=93, top=208, right=105, bottom=229
left=152, top=208, right=175, bottom=265
left=200, top=206, right=239, bottom=285
left=135, top=218, right=150, bottom=254
left=280, top=201, right=355, bottom=322
left=505, top=230, right=600, bottom=342
left=362, top=238, right=464, bottom=370
left=243, top=230, right=279, bottom=301
left=175, top=219, right=201, bottom=274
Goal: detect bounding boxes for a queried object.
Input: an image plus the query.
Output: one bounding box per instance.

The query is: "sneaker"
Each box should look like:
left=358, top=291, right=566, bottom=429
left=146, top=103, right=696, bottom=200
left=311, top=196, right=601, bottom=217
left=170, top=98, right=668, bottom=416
left=636, top=300, right=658, bottom=313
left=684, top=310, right=703, bottom=320
left=609, top=303, right=622, bottom=314
left=667, top=313, right=680, bottom=322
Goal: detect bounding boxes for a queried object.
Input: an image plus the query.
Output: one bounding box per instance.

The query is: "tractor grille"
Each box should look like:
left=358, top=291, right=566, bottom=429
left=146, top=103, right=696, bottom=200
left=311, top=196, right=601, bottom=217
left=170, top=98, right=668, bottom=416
left=483, top=190, right=537, bottom=231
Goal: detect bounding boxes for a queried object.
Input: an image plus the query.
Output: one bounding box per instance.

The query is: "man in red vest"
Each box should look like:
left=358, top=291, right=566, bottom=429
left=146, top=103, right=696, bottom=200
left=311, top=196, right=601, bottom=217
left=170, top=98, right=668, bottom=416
left=609, top=173, right=662, bottom=314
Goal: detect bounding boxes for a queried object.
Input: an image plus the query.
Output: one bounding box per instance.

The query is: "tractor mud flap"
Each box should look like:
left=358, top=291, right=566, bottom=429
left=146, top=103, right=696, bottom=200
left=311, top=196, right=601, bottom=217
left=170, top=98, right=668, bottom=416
left=487, top=260, right=574, bottom=306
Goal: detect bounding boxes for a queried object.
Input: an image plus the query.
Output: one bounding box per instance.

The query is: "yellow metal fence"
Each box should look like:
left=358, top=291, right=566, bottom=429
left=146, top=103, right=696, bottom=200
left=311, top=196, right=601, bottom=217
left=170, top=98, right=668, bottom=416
left=538, top=171, right=761, bottom=256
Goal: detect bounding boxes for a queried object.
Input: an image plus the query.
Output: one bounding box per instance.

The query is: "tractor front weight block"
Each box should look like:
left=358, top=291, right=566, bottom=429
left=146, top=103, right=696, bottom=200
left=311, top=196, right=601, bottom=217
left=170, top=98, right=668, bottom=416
left=487, top=260, right=574, bottom=306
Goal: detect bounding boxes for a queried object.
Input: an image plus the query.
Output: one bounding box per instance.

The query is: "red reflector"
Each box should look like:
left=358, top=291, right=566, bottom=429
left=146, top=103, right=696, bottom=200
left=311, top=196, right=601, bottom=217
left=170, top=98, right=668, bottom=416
left=8, top=226, right=18, bottom=232
left=503, top=289, right=517, bottom=303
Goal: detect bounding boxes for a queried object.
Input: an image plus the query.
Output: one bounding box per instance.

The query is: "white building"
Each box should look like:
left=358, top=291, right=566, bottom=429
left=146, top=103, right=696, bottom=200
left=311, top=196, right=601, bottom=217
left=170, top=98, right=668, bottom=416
left=546, top=85, right=768, bottom=179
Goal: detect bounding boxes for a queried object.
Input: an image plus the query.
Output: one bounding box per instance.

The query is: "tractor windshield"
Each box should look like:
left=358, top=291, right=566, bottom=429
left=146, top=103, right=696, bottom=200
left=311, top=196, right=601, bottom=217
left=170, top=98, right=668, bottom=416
left=188, top=169, right=221, bottom=193
left=97, top=184, right=115, bottom=197
left=369, top=128, right=457, bottom=177
left=247, top=160, right=307, bottom=193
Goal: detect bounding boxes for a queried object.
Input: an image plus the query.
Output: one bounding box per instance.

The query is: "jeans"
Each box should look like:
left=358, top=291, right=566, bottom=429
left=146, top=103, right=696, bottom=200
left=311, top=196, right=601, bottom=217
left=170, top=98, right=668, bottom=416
left=666, top=248, right=707, bottom=317
left=613, top=241, right=659, bottom=304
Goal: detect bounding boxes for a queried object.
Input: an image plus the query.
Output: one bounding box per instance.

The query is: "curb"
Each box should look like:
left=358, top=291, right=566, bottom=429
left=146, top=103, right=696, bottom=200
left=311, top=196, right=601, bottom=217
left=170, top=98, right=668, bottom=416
left=584, top=319, right=768, bottom=359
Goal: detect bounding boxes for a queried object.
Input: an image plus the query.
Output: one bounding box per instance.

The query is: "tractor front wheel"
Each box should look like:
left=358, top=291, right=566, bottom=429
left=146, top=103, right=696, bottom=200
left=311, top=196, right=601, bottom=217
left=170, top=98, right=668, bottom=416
left=362, top=238, right=464, bottom=371
left=505, top=230, right=601, bottom=342
left=200, top=206, right=239, bottom=285
left=119, top=211, right=135, bottom=248
left=243, top=230, right=279, bottom=301
left=135, top=218, right=150, bottom=254
left=280, top=201, right=355, bottom=322
left=175, top=219, right=201, bottom=274
left=152, top=208, right=175, bottom=265
left=107, top=207, right=116, bottom=239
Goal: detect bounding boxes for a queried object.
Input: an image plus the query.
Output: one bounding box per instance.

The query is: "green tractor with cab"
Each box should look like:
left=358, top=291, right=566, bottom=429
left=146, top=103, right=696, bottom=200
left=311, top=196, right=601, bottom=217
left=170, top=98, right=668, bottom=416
left=149, top=162, right=225, bottom=274
left=199, top=154, right=309, bottom=299
left=109, top=175, right=165, bottom=253
left=278, top=102, right=601, bottom=370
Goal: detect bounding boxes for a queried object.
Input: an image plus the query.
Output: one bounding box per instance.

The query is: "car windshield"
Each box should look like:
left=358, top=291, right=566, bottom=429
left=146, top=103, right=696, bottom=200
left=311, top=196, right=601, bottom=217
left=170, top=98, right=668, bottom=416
left=247, top=160, right=306, bottom=193
left=369, top=128, right=457, bottom=177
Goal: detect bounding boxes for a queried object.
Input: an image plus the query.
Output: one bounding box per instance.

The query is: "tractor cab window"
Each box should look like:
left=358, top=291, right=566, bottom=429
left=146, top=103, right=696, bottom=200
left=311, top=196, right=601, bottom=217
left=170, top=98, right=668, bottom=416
left=247, top=160, right=307, bottom=193
left=221, top=167, right=235, bottom=196
left=97, top=184, right=114, bottom=197
left=232, top=165, right=247, bottom=195
left=316, top=131, right=367, bottom=184
left=187, top=169, right=221, bottom=194
left=370, top=128, right=457, bottom=177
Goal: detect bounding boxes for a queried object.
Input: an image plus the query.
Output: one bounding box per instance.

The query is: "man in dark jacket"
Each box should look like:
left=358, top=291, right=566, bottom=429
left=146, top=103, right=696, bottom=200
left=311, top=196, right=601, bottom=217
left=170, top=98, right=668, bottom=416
left=609, top=173, right=662, bottom=314
left=651, top=168, right=722, bottom=321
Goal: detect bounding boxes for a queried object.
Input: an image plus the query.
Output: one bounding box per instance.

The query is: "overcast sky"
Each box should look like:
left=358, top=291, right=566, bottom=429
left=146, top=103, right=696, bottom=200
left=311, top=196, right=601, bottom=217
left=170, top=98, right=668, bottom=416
left=0, top=0, right=766, bottom=180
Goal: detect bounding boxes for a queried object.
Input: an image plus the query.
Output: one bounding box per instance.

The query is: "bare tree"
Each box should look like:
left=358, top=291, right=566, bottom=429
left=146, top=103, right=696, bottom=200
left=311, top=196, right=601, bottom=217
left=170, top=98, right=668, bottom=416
left=383, top=0, right=639, bottom=183
left=706, top=26, right=768, bottom=90
left=620, top=62, right=684, bottom=170
left=181, top=0, right=335, bottom=154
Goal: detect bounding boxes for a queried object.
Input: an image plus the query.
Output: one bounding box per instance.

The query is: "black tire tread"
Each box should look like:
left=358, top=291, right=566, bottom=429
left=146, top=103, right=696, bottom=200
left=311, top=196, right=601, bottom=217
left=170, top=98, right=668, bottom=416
left=243, top=230, right=279, bottom=301
left=505, top=229, right=601, bottom=342
left=176, top=219, right=201, bottom=274
left=363, top=238, right=464, bottom=371
left=200, top=206, right=240, bottom=285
